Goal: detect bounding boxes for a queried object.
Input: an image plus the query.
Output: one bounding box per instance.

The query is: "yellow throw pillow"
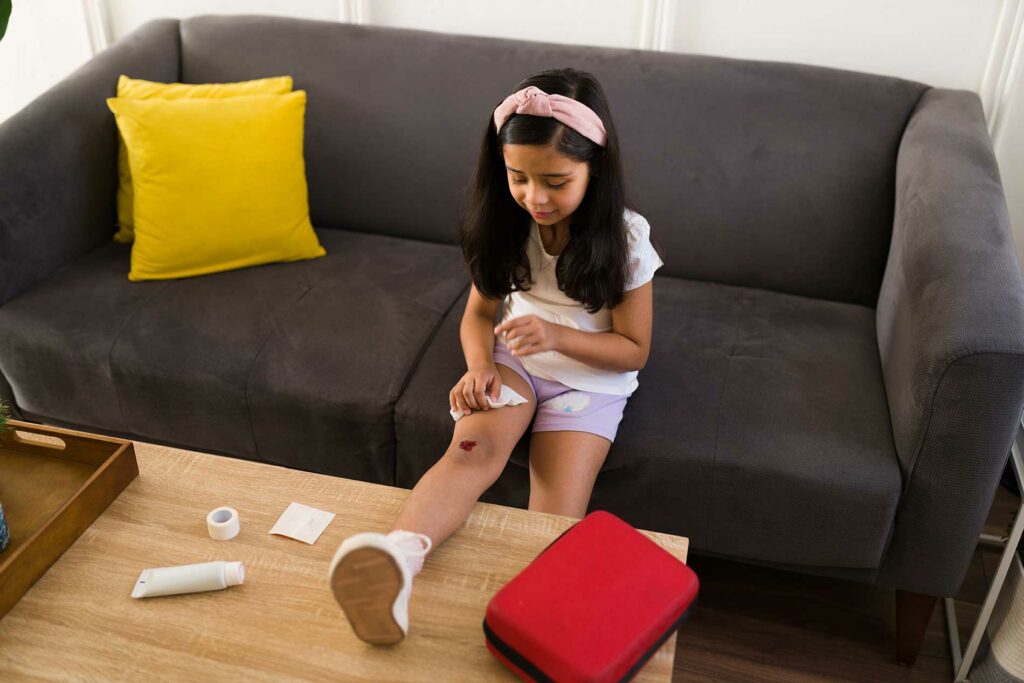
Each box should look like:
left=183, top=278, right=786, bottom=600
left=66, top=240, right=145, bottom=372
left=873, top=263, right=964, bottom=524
left=114, top=75, right=293, bottom=243
left=106, top=90, right=326, bottom=281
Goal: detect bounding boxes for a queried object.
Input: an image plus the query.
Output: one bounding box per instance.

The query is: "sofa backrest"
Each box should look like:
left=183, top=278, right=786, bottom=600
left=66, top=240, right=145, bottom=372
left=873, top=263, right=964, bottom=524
left=178, top=15, right=929, bottom=307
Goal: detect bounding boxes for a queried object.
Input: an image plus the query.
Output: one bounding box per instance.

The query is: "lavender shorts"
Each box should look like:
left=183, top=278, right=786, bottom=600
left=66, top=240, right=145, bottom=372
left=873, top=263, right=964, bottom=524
left=490, top=341, right=629, bottom=443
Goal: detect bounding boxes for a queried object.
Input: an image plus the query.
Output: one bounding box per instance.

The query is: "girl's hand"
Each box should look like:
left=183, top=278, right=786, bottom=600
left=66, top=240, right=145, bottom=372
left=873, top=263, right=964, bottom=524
left=451, top=362, right=503, bottom=416
left=494, top=315, right=560, bottom=357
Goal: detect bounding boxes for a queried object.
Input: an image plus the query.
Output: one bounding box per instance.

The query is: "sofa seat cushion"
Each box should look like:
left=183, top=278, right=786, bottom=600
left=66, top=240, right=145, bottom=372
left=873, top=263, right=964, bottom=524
left=0, top=228, right=468, bottom=483
left=396, top=277, right=901, bottom=569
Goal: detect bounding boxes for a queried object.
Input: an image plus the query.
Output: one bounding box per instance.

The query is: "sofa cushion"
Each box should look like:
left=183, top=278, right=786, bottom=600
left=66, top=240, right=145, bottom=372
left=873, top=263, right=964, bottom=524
left=0, top=244, right=161, bottom=430
left=108, top=91, right=326, bottom=281
left=396, top=277, right=901, bottom=568
left=0, top=228, right=467, bottom=483
left=178, top=14, right=927, bottom=306
left=693, top=281, right=902, bottom=568
left=112, top=73, right=294, bottom=242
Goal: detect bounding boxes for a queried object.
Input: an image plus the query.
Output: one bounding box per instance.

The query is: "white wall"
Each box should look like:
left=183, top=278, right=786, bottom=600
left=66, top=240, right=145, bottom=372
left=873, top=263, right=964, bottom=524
left=0, top=0, right=92, bottom=121
left=3, top=0, right=1024, bottom=271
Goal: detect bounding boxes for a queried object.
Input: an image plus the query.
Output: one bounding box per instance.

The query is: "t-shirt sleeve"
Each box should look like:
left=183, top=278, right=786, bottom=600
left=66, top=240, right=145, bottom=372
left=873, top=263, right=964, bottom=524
left=624, top=213, right=665, bottom=291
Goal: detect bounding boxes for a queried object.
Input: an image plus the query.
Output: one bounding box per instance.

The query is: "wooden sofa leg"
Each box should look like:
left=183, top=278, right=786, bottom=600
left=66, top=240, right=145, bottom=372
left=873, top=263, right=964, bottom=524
left=895, top=589, right=938, bottom=666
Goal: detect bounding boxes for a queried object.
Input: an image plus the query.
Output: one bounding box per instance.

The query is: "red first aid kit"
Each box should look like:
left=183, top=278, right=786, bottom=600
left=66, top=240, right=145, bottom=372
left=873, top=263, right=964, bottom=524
left=483, top=510, right=699, bottom=682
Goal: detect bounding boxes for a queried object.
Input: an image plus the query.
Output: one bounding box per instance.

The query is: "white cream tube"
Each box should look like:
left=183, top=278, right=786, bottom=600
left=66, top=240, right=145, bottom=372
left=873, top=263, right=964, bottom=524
left=131, top=561, right=245, bottom=599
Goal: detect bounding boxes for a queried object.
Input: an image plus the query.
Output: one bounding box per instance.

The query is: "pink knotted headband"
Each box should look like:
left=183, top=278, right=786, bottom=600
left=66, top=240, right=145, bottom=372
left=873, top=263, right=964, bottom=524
left=492, top=85, right=607, bottom=147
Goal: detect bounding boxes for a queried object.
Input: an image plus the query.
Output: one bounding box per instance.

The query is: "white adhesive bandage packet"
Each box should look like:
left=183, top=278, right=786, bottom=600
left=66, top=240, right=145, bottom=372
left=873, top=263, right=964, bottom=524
left=450, top=384, right=529, bottom=422
left=269, top=502, right=336, bottom=545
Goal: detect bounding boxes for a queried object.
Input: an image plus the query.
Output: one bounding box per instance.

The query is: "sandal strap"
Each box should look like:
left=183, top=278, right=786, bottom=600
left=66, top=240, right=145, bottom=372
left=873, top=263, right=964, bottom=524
left=389, top=529, right=433, bottom=557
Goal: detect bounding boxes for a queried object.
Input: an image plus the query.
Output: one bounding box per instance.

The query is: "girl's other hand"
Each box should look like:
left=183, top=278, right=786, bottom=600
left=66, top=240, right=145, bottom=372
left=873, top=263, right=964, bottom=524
left=451, top=362, right=502, bottom=416
left=494, top=315, right=559, bottom=357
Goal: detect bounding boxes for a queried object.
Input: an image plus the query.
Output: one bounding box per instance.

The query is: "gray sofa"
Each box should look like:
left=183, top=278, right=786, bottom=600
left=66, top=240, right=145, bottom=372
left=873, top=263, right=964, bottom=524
left=3, top=15, right=1024, bottom=663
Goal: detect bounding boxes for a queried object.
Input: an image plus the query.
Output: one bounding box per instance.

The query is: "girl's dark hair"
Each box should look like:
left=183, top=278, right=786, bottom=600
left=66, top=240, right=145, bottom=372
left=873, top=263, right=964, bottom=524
left=459, top=67, right=631, bottom=314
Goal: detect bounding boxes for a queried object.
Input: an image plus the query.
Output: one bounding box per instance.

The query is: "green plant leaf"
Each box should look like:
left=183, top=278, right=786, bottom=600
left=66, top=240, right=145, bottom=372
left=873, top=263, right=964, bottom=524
left=0, top=1, right=10, bottom=43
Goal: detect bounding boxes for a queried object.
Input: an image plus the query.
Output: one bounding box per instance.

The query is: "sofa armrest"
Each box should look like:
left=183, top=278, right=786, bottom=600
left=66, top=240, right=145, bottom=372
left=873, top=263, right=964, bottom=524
left=0, top=19, right=179, bottom=306
left=876, top=87, right=1024, bottom=596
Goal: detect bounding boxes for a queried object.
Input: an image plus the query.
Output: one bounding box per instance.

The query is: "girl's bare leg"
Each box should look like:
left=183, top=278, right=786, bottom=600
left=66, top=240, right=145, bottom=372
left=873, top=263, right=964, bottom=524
left=330, top=365, right=536, bottom=646
left=390, top=365, right=536, bottom=553
left=526, top=430, right=612, bottom=518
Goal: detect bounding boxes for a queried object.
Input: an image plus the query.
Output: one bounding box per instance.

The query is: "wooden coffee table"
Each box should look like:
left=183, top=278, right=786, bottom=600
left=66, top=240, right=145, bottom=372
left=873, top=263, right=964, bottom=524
left=0, top=438, right=688, bottom=680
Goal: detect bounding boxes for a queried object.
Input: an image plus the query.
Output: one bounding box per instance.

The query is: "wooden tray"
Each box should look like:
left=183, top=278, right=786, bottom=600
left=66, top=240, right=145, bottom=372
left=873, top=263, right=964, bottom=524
left=0, top=419, right=138, bottom=619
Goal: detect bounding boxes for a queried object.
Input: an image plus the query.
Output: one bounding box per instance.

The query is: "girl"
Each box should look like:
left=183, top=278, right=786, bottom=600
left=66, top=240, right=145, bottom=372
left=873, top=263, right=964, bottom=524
left=328, top=67, right=664, bottom=645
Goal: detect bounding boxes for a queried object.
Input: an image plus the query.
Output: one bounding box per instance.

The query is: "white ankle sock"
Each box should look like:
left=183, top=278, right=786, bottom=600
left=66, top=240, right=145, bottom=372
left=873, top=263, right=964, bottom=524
left=387, top=529, right=433, bottom=578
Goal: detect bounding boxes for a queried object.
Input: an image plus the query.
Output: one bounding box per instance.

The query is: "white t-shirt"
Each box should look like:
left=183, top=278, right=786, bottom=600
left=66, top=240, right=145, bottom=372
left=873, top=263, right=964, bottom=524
left=497, top=207, right=664, bottom=396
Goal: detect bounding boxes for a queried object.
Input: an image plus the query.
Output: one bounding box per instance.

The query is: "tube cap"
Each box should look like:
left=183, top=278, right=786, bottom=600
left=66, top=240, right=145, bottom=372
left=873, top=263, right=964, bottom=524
left=225, top=561, right=245, bottom=586
left=207, top=507, right=240, bottom=541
